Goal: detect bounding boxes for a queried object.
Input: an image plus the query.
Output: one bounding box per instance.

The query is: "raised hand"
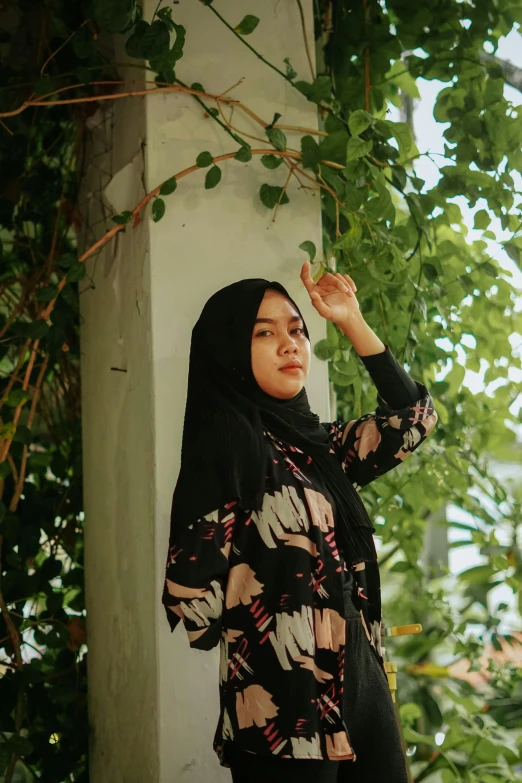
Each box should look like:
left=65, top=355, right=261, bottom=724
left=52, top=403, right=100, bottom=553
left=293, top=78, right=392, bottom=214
left=300, top=261, right=361, bottom=326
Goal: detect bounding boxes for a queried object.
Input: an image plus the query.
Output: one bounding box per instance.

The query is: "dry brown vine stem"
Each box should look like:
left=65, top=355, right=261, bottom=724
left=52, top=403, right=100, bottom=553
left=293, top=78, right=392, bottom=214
left=0, top=338, right=40, bottom=463
left=273, top=162, right=297, bottom=222
left=0, top=149, right=344, bottom=472
left=296, top=0, right=316, bottom=80
left=10, top=355, right=49, bottom=512
left=0, top=586, right=22, bottom=667
left=0, top=339, right=31, bottom=408
left=212, top=101, right=324, bottom=208
left=0, top=78, right=329, bottom=139
left=0, top=77, right=345, bottom=484
left=40, top=20, right=90, bottom=77
left=0, top=291, right=29, bottom=340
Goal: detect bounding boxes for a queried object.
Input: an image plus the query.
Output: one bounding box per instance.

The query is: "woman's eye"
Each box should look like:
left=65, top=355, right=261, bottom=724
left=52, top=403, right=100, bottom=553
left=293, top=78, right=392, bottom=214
left=255, top=326, right=304, bottom=337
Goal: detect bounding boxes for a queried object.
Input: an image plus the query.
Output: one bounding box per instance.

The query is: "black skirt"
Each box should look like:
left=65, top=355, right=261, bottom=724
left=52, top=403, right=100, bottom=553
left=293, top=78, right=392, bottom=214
left=337, top=573, right=410, bottom=782
left=225, top=576, right=410, bottom=783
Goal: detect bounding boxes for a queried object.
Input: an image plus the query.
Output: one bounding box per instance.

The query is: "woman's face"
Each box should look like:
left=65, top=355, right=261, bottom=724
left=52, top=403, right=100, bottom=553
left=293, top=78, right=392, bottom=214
left=251, top=289, right=310, bottom=399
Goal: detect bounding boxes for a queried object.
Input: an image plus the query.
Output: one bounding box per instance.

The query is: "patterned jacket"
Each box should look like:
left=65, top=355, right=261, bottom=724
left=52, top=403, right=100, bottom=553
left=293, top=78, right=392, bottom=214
left=162, top=345, right=438, bottom=767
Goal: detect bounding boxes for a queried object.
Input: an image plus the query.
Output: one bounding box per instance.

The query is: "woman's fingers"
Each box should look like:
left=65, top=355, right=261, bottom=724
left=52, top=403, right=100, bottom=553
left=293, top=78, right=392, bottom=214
left=300, top=260, right=315, bottom=294
left=334, top=273, right=353, bottom=294
left=342, top=273, right=357, bottom=292
left=310, top=289, right=331, bottom=318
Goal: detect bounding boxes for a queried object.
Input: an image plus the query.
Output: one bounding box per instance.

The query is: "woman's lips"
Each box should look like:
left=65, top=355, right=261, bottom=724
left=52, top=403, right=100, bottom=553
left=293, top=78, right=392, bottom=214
left=279, top=366, right=302, bottom=373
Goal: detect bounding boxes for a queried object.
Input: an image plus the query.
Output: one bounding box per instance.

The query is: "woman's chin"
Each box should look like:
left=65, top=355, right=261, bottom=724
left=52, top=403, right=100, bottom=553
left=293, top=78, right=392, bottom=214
left=270, top=378, right=305, bottom=399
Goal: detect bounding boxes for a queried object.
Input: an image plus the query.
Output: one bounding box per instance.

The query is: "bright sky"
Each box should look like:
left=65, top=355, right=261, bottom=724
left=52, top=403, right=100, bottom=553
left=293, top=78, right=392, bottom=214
left=391, top=28, right=522, bottom=633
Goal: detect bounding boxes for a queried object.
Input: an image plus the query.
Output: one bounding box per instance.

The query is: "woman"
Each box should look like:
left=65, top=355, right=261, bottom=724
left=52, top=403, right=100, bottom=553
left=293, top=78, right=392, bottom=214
left=162, top=262, right=438, bottom=782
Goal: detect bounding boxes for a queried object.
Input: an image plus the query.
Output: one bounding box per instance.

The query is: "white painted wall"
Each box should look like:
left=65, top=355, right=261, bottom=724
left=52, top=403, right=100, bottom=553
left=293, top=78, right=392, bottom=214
left=80, top=2, right=325, bottom=781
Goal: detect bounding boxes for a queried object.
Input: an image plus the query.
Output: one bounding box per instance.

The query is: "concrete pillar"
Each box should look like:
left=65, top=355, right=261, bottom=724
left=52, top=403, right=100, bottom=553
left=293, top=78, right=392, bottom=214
left=80, top=2, right=325, bottom=781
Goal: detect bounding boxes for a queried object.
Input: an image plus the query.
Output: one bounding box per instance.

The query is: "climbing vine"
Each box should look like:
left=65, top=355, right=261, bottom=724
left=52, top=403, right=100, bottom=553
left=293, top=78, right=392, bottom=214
left=0, top=0, right=521, bottom=780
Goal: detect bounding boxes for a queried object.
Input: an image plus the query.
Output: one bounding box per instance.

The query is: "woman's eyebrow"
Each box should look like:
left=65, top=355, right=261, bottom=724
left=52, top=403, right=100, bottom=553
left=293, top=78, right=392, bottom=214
left=254, top=315, right=302, bottom=325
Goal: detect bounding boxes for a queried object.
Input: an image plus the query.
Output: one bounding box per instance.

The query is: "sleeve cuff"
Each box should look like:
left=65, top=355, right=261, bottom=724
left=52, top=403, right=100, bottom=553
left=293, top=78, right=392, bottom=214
left=357, top=344, right=422, bottom=408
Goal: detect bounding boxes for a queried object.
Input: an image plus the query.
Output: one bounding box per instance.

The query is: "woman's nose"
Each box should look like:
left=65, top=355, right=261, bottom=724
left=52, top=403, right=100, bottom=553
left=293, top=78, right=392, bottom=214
left=280, top=338, right=299, bottom=353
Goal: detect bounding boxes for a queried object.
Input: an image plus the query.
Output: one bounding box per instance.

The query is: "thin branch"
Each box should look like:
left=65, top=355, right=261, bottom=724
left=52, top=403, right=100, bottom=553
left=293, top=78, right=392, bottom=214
left=273, top=163, right=296, bottom=222
left=10, top=355, right=49, bottom=512
left=205, top=4, right=292, bottom=85
left=40, top=20, right=89, bottom=77
left=0, top=339, right=31, bottom=408
left=296, top=0, right=316, bottom=80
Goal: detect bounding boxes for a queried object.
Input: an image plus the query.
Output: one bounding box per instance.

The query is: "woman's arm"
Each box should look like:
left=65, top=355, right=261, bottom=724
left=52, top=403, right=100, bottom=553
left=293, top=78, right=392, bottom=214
left=324, top=310, right=438, bottom=488
left=299, top=263, right=438, bottom=486
left=324, top=384, right=437, bottom=489
left=162, top=500, right=240, bottom=650
left=335, top=307, right=420, bottom=408
left=323, top=341, right=438, bottom=489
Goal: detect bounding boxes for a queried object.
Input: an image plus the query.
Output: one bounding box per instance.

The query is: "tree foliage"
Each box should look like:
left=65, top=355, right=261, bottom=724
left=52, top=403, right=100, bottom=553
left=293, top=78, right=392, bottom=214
left=0, top=0, right=521, bottom=780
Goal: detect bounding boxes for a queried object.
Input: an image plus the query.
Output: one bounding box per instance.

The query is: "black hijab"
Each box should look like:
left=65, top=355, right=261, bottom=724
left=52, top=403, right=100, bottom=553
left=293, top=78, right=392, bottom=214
left=170, top=278, right=377, bottom=567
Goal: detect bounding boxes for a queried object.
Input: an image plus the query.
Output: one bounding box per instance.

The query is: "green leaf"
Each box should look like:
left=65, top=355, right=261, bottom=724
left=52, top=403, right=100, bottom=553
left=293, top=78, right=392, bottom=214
left=348, top=109, right=372, bottom=137
left=159, top=177, right=177, bottom=196
left=422, top=262, right=439, bottom=280
left=503, top=242, right=520, bottom=267
left=320, top=130, right=350, bottom=164
left=196, top=151, right=214, bottom=168
left=326, top=320, right=339, bottom=347
left=283, top=57, right=297, bottom=80
left=152, top=198, right=166, bottom=222
left=384, top=60, right=420, bottom=99
left=171, top=22, right=187, bottom=62
left=300, top=135, right=321, bottom=171
left=259, top=184, right=289, bottom=209
left=57, top=253, right=77, bottom=268
left=473, top=209, right=490, bottom=230
left=12, top=425, right=32, bottom=445
left=35, top=285, right=58, bottom=302
left=347, top=137, right=373, bottom=161
left=75, top=65, right=92, bottom=85
left=34, top=76, right=60, bottom=98
left=314, top=339, right=335, bottom=361
left=233, top=15, right=260, bottom=35
left=6, top=389, right=29, bottom=407
left=391, top=165, right=407, bottom=191
left=266, top=128, right=287, bottom=151
left=235, top=146, right=252, bottom=162
left=333, top=214, right=363, bottom=249
left=295, top=75, right=332, bottom=104
left=481, top=261, right=497, bottom=278
left=28, top=319, right=52, bottom=338
left=329, top=366, right=354, bottom=386
left=125, top=20, right=169, bottom=60
left=441, top=770, right=457, bottom=783
left=191, top=82, right=204, bottom=92
left=390, top=560, right=410, bottom=573
left=205, top=166, right=222, bottom=189
left=299, top=241, right=316, bottom=262
left=111, top=210, right=133, bottom=225
left=261, top=154, right=284, bottom=170
left=66, top=263, right=87, bottom=283
left=93, top=0, right=137, bottom=33
left=157, top=7, right=175, bottom=31
left=5, top=734, right=33, bottom=757
left=72, top=28, right=96, bottom=59
left=382, top=120, right=418, bottom=162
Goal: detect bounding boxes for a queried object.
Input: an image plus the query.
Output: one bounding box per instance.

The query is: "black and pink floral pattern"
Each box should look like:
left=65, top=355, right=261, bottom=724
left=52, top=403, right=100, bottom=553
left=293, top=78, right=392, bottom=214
left=162, top=350, right=438, bottom=768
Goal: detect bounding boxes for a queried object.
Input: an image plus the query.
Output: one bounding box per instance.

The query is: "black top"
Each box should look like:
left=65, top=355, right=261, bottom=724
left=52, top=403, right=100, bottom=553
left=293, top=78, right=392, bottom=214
left=162, top=345, right=438, bottom=768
